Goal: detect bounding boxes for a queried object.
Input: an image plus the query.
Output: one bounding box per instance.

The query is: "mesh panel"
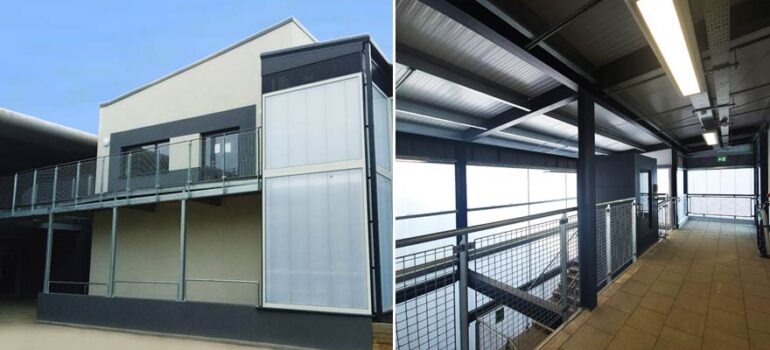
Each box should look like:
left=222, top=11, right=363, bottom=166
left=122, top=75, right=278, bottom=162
left=609, top=202, right=634, bottom=274
left=595, top=207, right=607, bottom=286
left=396, top=245, right=457, bottom=350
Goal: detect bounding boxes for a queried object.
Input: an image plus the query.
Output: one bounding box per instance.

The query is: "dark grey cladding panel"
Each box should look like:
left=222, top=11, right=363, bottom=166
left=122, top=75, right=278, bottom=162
left=261, top=39, right=366, bottom=76
left=37, top=293, right=372, bottom=350
left=685, top=153, right=754, bottom=169
left=396, top=132, right=576, bottom=170
left=261, top=35, right=392, bottom=96
left=109, top=105, right=257, bottom=155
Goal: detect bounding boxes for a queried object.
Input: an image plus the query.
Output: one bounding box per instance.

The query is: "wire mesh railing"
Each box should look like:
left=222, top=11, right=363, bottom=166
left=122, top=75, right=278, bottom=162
left=395, top=199, right=637, bottom=350
left=686, top=193, right=756, bottom=219
left=0, top=128, right=261, bottom=216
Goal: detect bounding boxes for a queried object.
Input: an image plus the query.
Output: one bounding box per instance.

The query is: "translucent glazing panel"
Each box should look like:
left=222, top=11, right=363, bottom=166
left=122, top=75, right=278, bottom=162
left=265, top=169, right=369, bottom=311
left=264, top=75, right=363, bottom=170
left=467, top=165, right=528, bottom=208
left=395, top=161, right=455, bottom=216
left=377, top=174, right=393, bottom=311
left=373, top=85, right=391, bottom=172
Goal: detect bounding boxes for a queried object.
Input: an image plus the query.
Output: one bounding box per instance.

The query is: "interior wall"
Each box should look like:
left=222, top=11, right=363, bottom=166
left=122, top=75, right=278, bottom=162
left=89, top=194, right=262, bottom=305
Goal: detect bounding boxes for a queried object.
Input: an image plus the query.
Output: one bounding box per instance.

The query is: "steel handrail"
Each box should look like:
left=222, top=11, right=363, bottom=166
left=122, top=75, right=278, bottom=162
left=396, top=206, right=578, bottom=248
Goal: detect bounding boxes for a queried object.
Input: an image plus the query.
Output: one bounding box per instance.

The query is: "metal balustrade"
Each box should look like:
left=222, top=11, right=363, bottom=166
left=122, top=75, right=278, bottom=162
left=395, top=198, right=637, bottom=350
left=0, top=128, right=261, bottom=217
left=686, top=193, right=757, bottom=219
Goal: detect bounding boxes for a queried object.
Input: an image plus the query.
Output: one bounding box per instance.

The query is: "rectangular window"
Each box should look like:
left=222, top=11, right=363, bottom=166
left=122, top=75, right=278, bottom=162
left=122, top=141, right=169, bottom=177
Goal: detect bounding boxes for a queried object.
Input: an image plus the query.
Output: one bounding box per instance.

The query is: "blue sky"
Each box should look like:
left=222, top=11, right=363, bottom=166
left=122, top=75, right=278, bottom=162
left=0, top=0, right=392, bottom=134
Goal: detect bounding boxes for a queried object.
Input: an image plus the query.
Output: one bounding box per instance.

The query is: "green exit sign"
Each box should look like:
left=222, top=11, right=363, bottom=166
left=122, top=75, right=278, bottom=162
left=495, top=308, right=505, bottom=323
left=717, top=156, right=727, bottom=162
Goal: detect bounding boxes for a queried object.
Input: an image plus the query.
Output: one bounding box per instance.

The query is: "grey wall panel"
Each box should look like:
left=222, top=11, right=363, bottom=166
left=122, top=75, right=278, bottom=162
left=37, top=293, right=372, bottom=350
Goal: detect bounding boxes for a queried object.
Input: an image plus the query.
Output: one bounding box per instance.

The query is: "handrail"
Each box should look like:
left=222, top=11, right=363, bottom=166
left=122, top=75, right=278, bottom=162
left=686, top=193, right=757, bottom=197
left=395, top=197, right=575, bottom=221
left=396, top=206, right=577, bottom=248
left=596, top=197, right=634, bottom=206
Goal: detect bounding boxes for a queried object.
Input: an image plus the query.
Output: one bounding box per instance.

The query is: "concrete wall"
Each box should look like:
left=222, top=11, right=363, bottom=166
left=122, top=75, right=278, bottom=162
left=89, top=194, right=262, bottom=305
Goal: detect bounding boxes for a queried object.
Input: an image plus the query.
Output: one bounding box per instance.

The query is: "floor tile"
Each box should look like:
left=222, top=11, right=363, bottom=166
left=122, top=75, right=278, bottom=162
left=701, top=329, right=749, bottom=350
left=747, top=310, right=770, bottom=334
left=664, top=307, right=705, bottom=337
left=706, top=308, right=748, bottom=339
left=639, top=291, right=675, bottom=314
left=673, top=293, right=708, bottom=314
left=605, top=290, right=642, bottom=313
left=654, top=327, right=702, bottom=350
left=606, top=325, right=657, bottom=350
left=561, top=324, right=613, bottom=350
left=586, top=305, right=629, bottom=335
left=626, top=306, right=667, bottom=336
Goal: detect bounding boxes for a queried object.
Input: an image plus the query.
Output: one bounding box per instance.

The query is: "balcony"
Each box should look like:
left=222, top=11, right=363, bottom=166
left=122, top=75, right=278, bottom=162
left=0, top=128, right=261, bottom=218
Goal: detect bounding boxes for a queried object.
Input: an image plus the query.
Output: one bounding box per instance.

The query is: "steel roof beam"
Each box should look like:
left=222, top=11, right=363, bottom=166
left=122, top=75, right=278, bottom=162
left=464, top=86, right=576, bottom=140
left=546, top=110, right=647, bottom=151
left=419, top=0, right=684, bottom=153
left=397, top=43, right=530, bottom=111
left=396, top=98, right=613, bottom=154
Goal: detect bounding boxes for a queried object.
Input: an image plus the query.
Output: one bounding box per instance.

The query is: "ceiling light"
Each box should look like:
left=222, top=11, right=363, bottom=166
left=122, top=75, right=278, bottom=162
left=628, top=0, right=704, bottom=96
left=702, top=131, right=718, bottom=146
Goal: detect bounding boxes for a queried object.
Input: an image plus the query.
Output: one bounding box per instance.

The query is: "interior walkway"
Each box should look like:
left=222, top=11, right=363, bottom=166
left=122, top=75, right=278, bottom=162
left=540, top=218, right=770, bottom=350
left=0, top=299, right=276, bottom=350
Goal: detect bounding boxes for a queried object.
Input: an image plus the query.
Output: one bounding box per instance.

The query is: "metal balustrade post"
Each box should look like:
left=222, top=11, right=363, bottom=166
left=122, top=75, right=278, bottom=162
left=221, top=137, right=227, bottom=184
left=559, top=213, right=569, bottom=321
left=31, top=169, right=37, bottom=212
left=74, top=161, right=81, bottom=206
left=605, top=204, right=612, bottom=284
left=107, top=207, right=118, bottom=297
left=155, top=145, right=161, bottom=192
left=178, top=199, right=188, bottom=302
left=187, top=141, right=192, bottom=187
left=457, top=233, right=470, bottom=350
left=99, top=157, right=106, bottom=203
left=43, top=210, right=54, bottom=293
left=51, top=166, right=58, bottom=208
left=126, top=153, right=132, bottom=193
left=631, top=199, right=637, bottom=261
left=11, top=173, right=17, bottom=215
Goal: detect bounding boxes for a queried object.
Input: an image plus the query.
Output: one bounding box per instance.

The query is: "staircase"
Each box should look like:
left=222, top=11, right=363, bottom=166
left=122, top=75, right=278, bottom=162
left=549, top=261, right=580, bottom=314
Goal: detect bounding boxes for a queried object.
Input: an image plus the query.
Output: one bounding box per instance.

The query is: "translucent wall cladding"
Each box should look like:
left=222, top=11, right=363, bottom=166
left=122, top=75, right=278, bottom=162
left=263, top=74, right=371, bottom=314
left=377, top=174, right=393, bottom=311
left=657, top=168, right=670, bottom=196
left=265, top=169, right=369, bottom=311
left=264, top=75, right=362, bottom=170
left=687, top=168, right=754, bottom=194
left=373, top=86, right=391, bottom=172
left=394, top=161, right=456, bottom=255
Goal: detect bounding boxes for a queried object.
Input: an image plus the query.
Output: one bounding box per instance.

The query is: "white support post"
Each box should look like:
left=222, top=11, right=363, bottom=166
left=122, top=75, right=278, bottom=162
left=51, top=166, right=58, bottom=209
left=126, top=153, right=132, bottom=193
left=457, top=233, right=469, bottom=350
left=631, top=199, right=637, bottom=262
left=99, top=157, right=106, bottom=203
left=107, top=207, right=118, bottom=297
left=186, top=141, right=192, bottom=188
left=605, top=204, right=612, bottom=283
left=43, top=210, right=54, bottom=293
left=177, top=199, right=187, bottom=302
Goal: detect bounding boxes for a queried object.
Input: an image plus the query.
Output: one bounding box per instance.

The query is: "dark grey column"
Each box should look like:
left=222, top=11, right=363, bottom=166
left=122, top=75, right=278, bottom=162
left=577, top=88, right=597, bottom=309
left=759, top=130, right=768, bottom=256
left=454, top=142, right=469, bottom=350
left=671, top=149, right=678, bottom=229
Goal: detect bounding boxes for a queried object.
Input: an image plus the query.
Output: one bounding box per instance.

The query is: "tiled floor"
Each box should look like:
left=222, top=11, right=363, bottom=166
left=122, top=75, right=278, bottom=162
left=540, top=218, right=770, bottom=350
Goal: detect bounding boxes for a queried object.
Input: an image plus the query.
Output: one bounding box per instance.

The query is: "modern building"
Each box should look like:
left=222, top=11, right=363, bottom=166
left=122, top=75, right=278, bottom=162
left=0, top=18, right=392, bottom=350
left=393, top=0, right=770, bottom=349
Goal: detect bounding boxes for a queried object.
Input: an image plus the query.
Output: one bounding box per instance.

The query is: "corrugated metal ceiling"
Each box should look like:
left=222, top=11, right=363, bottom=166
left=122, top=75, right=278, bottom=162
left=396, top=0, right=561, bottom=97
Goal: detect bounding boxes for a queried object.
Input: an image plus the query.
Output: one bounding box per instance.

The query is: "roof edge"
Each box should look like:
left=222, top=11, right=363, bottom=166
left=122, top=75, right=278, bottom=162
left=100, top=17, right=317, bottom=108
left=0, top=108, right=97, bottom=145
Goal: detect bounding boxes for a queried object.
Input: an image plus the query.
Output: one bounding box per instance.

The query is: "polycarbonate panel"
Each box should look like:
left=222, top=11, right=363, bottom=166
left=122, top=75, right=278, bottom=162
left=264, top=75, right=363, bottom=170
left=467, top=165, right=528, bottom=208
left=264, top=169, right=369, bottom=312
left=373, top=85, right=392, bottom=171
left=395, top=161, right=455, bottom=216
left=377, top=174, right=393, bottom=311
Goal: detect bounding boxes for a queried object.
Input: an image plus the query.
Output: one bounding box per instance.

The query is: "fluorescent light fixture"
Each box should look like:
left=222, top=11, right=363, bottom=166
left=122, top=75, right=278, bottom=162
left=702, top=131, right=718, bottom=146
left=630, top=0, right=704, bottom=96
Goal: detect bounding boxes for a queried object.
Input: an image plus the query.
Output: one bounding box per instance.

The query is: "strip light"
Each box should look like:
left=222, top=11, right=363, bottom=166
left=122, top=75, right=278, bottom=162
left=634, top=0, right=703, bottom=96
left=702, top=131, right=718, bottom=146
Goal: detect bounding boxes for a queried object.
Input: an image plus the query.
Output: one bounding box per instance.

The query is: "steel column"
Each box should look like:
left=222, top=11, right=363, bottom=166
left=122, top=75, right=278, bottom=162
left=43, top=210, right=54, bottom=293
left=631, top=199, right=637, bottom=262
left=577, top=88, right=597, bottom=309
left=107, top=207, right=118, bottom=297
left=454, top=142, right=469, bottom=350
left=759, top=130, right=769, bottom=256
left=178, top=199, right=188, bottom=301
left=51, top=166, right=58, bottom=208
left=559, top=213, right=569, bottom=321
left=671, top=149, right=679, bottom=229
